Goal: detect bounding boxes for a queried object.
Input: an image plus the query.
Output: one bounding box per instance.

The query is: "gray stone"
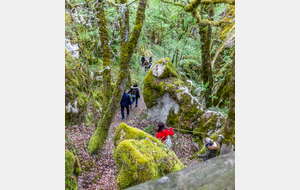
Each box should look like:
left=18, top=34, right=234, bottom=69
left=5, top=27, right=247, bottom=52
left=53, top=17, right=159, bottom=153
left=125, top=152, right=235, bottom=190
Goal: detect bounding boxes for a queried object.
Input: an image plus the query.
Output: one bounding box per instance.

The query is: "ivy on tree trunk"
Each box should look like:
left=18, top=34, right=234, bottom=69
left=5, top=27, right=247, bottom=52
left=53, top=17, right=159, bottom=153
left=223, top=51, right=235, bottom=146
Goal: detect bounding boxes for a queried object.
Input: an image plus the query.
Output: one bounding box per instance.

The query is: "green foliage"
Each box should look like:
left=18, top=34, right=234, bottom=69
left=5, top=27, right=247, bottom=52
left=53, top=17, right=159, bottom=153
left=65, top=133, right=78, bottom=156
left=208, top=106, right=229, bottom=118
left=144, top=124, right=154, bottom=135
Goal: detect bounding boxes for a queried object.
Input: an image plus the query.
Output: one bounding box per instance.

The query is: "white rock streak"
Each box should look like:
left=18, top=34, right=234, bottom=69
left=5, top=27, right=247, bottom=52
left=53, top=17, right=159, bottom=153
left=176, top=86, right=202, bottom=110
left=66, top=100, right=79, bottom=113
left=151, top=63, right=166, bottom=77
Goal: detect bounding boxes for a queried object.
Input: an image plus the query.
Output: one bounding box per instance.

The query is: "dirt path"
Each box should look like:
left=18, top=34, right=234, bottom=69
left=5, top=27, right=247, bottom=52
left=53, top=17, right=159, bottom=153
left=111, top=94, right=146, bottom=127
left=93, top=93, right=147, bottom=190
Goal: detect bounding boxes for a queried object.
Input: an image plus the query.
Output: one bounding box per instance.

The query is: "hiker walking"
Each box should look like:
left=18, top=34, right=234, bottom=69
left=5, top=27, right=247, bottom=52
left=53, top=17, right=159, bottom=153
left=149, top=55, right=152, bottom=64
left=120, top=89, right=131, bottom=120
left=141, top=55, right=145, bottom=67
left=128, top=83, right=140, bottom=108
left=198, top=135, right=222, bottom=161
left=156, top=122, right=174, bottom=143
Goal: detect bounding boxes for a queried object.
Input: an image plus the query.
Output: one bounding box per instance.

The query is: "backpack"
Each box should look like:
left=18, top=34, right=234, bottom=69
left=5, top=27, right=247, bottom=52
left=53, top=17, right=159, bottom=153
left=131, top=89, right=137, bottom=98
left=165, top=135, right=172, bottom=148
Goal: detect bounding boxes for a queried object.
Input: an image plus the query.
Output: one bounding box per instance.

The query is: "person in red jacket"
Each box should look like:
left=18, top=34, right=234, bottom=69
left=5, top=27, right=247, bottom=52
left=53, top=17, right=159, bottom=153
left=156, top=122, right=174, bottom=143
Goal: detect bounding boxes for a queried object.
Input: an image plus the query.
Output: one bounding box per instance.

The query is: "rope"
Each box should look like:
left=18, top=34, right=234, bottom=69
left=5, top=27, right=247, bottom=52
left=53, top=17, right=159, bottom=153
left=172, top=127, right=234, bottom=142
left=172, top=128, right=209, bottom=135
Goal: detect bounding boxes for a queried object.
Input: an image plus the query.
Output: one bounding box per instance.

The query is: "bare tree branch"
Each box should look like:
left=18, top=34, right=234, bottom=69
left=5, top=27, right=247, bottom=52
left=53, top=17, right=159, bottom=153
left=211, top=24, right=235, bottom=69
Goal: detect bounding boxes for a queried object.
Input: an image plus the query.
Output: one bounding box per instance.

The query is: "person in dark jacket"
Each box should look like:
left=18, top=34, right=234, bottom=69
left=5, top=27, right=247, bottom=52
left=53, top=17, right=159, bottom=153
left=198, top=135, right=222, bottom=161
left=120, top=89, right=131, bottom=120
left=141, top=55, right=145, bottom=67
left=127, top=83, right=140, bottom=108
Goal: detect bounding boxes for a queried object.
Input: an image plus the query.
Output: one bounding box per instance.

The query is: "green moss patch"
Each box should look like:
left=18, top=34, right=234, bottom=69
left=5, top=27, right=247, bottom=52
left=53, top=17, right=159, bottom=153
left=113, top=123, right=184, bottom=190
left=65, top=150, right=82, bottom=190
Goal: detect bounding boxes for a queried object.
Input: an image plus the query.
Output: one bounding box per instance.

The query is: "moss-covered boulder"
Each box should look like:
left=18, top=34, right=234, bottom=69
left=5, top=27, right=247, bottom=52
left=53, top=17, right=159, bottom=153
left=143, top=58, right=203, bottom=130
left=65, top=150, right=82, bottom=190
left=193, top=111, right=225, bottom=143
left=113, top=123, right=184, bottom=190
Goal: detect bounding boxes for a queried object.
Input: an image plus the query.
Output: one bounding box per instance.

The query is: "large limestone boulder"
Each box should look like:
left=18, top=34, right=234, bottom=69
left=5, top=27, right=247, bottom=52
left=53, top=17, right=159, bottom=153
left=113, top=123, right=184, bottom=190
left=65, top=150, right=82, bottom=190
left=126, top=151, right=235, bottom=190
left=143, top=58, right=203, bottom=130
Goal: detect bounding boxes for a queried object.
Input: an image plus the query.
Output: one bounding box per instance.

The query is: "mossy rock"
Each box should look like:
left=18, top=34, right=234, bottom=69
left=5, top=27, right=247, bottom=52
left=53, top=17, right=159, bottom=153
left=143, top=58, right=203, bottom=130
left=192, top=111, right=226, bottom=154
left=179, top=71, right=187, bottom=82
left=114, top=123, right=163, bottom=148
left=149, top=57, right=178, bottom=79
left=113, top=123, right=184, bottom=190
left=212, top=64, right=232, bottom=108
left=193, top=111, right=225, bottom=138
left=65, top=150, right=81, bottom=190
left=65, top=65, right=92, bottom=127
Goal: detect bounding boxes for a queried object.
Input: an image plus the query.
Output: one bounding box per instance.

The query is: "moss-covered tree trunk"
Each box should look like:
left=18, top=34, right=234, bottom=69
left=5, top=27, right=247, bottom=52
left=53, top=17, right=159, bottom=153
left=199, top=5, right=214, bottom=107
left=223, top=51, right=235, bottom=145
left=88, top=0, right=148, bottom=155
left=96, top=5, right=111, bottom=114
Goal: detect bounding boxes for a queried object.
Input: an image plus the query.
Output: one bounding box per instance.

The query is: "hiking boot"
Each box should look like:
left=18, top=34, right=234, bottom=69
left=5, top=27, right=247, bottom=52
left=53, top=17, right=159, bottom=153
left=126, top=114, right=129, bottom=117
left=122, top=118, right=125, bottom=120
left=130, top=105, right=132, bottom=109
left=135, top=105, right=138, bottom=107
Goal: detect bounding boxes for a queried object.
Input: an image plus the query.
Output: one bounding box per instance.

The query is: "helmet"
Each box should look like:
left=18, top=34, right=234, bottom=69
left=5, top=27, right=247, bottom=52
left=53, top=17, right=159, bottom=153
left=203, top=137, right=212, bottom=145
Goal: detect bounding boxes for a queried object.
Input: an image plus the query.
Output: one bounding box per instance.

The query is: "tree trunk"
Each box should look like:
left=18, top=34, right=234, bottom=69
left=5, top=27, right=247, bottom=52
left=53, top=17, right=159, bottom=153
left=96, top=5, right=111, bottom=114
left=199, top=5, right=214, bottom=107
left=223, top=51, right=235, bottom=146
left=88, top=0, right=148, bottom=155
left=175, top=48, right=179, bottom=67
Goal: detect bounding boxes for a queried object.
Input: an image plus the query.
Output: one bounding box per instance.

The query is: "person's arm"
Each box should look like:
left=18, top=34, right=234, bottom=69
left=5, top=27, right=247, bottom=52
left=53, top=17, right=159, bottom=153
left=217, top=135, right=222, bottom=144
left=128, top=96, right=131, bottom=106
left=156, top=132, right=163, bottom=140
left=137, top=89, right=140, bottom=98
left=169, top=127, right=174, bottom=136
left=127, top=89, right=132, bottom=94
left=198, top=148, right=211, bottom=158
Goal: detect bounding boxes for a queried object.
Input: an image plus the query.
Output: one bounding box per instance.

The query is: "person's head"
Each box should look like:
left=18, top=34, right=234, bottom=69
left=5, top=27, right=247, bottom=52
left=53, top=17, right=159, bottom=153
left=133, top=83, right=138, bottom=87
left=203, top=137, right=212, bottom=145
left=124, top=89, right=126, bottom=93
left=157, top=122, right=165, bottom=132
left=143, top=55, right=145, bottom=57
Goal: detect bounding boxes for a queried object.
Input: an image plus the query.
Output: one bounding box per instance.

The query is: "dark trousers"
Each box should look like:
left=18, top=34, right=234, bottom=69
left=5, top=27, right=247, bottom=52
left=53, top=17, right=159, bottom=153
left=131, top=98, right=138, bottom=106
left=121, top=105, right=129, bottom=119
